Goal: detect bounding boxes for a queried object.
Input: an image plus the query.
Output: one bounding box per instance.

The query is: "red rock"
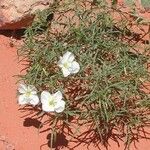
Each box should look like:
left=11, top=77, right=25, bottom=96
left=0, top=0, right=53, bottom=30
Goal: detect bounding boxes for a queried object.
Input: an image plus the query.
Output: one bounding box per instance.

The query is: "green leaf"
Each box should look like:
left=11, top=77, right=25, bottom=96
left=112, top=0, right=118, bottom=6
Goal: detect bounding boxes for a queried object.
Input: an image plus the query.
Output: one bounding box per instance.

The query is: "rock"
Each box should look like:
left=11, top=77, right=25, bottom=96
left=0, top=0, right=53, bottom=30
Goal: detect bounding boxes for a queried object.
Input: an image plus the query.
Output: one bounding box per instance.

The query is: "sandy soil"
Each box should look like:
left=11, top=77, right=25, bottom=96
left=0, top=35, right=48, bottom=150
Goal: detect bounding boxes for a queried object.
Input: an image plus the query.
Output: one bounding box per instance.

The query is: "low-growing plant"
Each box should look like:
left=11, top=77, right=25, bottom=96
left=18, top=0, right=150, bottom=149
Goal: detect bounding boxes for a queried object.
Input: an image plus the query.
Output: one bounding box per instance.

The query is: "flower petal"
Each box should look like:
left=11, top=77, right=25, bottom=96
left=42, top=104, right=55, bottom=112
left=62, top=67, right=71, bottom=77
left=29, top=95, right=39, bottom=106
left=69, top=61, right=80, bottom=74
left=28, top=85, right=37, bottom=95
left=53, top=91, right=63, bottom=101
left=59, top=51, right=74, bottom=64
left=18, top=94, right=29, bottom=105
left=63, top=51, right=73, bottom=61
left=18, top=84, right=27, bottom=94
left=54, top=100, right=66, bottom=113
left=41, top=91, right=51, bottom=104
left=68, top=52, right=75, bottom=62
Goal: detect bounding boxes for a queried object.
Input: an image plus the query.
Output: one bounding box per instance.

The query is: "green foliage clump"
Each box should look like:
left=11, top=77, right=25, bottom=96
left=18, top=1, right=150, bottom=149
left=141, top=0, right=150, bottom=8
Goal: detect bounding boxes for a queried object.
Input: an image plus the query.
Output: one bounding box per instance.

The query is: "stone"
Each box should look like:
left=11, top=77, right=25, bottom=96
left=0, top=0, right=53, bottom=30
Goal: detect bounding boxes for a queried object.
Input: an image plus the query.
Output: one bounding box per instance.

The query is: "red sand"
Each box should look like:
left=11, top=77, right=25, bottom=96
left=0, top=35, right=47, bottom=150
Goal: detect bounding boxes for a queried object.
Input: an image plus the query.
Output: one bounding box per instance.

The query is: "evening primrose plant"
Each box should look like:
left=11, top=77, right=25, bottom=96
left=18, top=51, right=79, bottom=112
left=18, top=1, right=150, bottom=149
left=18, top=84, right=39, bottom=106
left=58, top=51, right=80, bottom=77
left=41, top=90, right=65, bottom=113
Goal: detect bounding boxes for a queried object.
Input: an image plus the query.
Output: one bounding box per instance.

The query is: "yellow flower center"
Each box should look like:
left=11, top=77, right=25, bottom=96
left=63, top=62, right=70, bottom=69
left=25, top=91, right=32, bottom=97
left=49, top=98, right=57, bottom=107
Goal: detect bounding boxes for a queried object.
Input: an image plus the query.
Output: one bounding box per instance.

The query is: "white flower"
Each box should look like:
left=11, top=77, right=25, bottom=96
left=18, top=84, right=39, bottom=106
left=41, top=91, right=65, bottom=113
left=58, top=51, right=80, bottom=77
